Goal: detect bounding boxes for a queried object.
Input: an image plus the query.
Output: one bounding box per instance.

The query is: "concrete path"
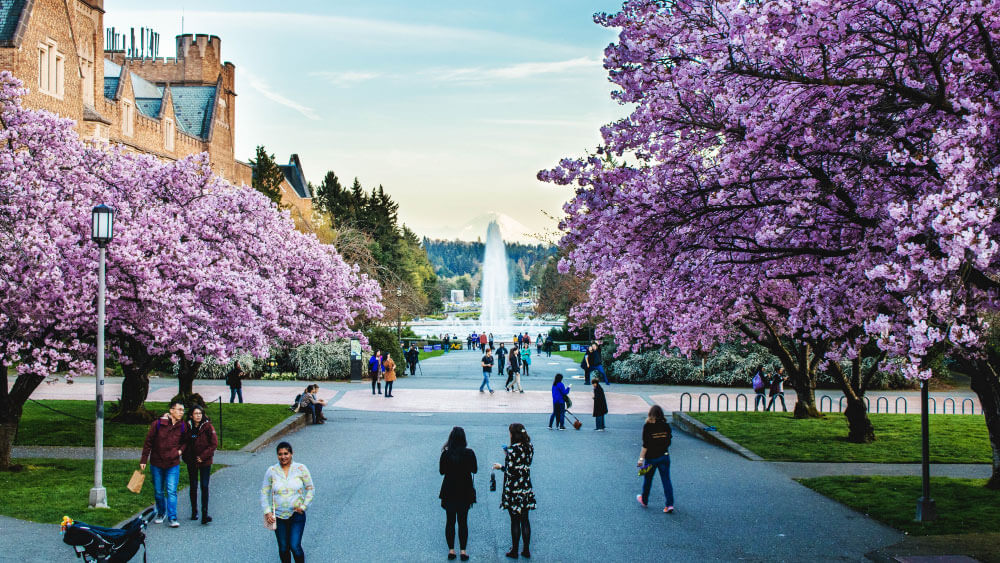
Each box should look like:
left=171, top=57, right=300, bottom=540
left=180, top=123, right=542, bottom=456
left=3, top=350, right=990, bottom=562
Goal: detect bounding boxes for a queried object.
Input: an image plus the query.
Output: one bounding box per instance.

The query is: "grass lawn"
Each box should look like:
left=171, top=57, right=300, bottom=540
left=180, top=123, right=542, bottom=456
left=419, top=349, right=446, bottom=361
left=552, top=350, right=585, bottom=363
left=0, top=458, right=223, bottom=527
left=687, top=412, right=992, bottom=463
left=798, top=476, right=1000, bottom=536
left=16, top=401, right=294, bottom=451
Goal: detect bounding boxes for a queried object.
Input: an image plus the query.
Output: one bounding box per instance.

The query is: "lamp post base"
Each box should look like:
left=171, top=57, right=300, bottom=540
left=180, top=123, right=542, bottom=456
left=88, top=487, right=109, bottom=509
left=915, top=496, right=936, bottom=522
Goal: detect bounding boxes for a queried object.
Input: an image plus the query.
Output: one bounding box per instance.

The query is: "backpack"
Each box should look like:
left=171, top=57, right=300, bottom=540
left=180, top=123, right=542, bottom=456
left=752, top=372, right=764, bottom=392
left=291, top=393, right=302, bottom=411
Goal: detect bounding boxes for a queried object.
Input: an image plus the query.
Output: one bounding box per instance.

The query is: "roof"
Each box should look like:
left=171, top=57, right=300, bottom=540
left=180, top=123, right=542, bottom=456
left=103, top=76, right=119, bottom=99
left=0, top=0, right=27, bottom=43
left=103, top=59, right=162, bottom=100
left=135, top=98, right=162, bottom=118
left=279, top=154, right=312, bottom=199
left=170, top=86, right=216, bottom=139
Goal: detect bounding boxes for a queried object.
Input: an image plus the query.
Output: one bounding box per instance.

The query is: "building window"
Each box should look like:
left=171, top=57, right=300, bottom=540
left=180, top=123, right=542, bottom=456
left=164, top=118, right=175, bottom=151
left=122, top=100, right=134, bottom=137
left=37, top=40, right=64, bottom=98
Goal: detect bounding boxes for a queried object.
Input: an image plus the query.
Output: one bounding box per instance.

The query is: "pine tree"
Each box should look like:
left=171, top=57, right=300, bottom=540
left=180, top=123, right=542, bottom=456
left=249, top=145, right=285, bottom=207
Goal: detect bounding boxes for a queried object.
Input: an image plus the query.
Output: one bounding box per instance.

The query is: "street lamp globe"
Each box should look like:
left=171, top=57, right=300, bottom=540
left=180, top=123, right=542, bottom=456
left=91, top=204, right=114, bottom=247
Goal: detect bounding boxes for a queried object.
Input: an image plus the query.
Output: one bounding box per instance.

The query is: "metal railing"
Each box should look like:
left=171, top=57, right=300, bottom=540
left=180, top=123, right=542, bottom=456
left=677, top=392, right=983, bottom=414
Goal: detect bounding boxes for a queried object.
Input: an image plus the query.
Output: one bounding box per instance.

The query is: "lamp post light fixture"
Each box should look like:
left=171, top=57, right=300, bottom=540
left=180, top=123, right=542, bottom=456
left=89, top=204, right=114, bottom=509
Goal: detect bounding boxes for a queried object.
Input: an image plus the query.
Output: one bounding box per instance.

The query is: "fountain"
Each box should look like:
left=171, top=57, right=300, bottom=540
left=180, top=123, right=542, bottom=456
left=479, top=220, right=514, bottom=336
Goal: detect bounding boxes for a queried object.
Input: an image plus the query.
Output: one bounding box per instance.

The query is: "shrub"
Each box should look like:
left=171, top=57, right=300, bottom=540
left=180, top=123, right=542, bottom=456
left=288, top=341, right=350, bottom=380
left=365, top=326, right=403, bottom=369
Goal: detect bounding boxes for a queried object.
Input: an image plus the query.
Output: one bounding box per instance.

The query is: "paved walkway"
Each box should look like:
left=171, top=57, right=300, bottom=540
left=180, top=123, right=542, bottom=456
left=2, top=350, right=991, bottom=562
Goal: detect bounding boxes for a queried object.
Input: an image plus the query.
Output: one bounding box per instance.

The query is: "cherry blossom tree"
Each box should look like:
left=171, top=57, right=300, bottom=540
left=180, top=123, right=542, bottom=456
left=541, top=0, right=1000, bottom=480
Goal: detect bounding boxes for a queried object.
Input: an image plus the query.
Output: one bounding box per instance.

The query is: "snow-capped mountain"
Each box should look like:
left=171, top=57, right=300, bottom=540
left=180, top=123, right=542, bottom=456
left=437, top=212, right=550, bottom=244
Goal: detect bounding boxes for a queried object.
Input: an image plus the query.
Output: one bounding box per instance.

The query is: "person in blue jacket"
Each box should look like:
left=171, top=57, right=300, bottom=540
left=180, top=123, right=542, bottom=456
left=548, top=373, right=570, bottom=430
left=369, top=350, right=383, bottom=395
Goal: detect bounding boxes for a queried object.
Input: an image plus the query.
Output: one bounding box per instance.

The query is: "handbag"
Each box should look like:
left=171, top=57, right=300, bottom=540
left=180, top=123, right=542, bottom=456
left=126, top=469, right=145, bottom=494
left=564, top=395, right=573, bottom=409
left=638, top=463, right=653, bottom=476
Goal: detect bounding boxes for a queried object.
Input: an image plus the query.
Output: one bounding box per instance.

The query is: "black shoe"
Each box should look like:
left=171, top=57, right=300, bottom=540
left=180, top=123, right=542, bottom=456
left=201, top=515, right=212, bottom=524
left=521, top=550, right=530, bottom=559
left=447, top=554, right=457, bottom=561
left=460, top=555, right=470, bottom=562
left=190, top=512, right=198, bottom=521
left=505, top=550, right=518, bottom=559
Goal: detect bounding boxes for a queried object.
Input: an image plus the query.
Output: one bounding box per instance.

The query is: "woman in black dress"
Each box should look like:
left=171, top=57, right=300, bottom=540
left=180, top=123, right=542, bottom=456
left=493, top=423, right=536, bottom=559
left=439, top=427, right=477, bottom=561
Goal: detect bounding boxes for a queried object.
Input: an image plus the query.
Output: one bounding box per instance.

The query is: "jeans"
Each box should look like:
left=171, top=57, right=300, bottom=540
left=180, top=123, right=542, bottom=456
left=371, top=375, right=381, bottom=394
left=480, top=371, right=493, bottom=392
left=583, top=367, right=591, bottom=385
left=305, top=403, right=323, bottom=423
left=641, top=454, right=674, bottom=507
left=275, top=511, right=306, bottom=561
left=409, top=362, right=417, bottom=375
left=445, top=506, right=470, bottom=551
left=767, top=392, right=787, bottom=412
left=186, top=464, right=211, bottom=517
left=595, top=414, right=605, bottom=430
left=229, top=387, right=243, bottom=403
left=754, top=392, right=768, bottom=411
left=385, top=381, right=393, bottom=396
left=549, top=402, right=566, bottom=428
left=593, top=365, right=608, bottom=384
left=150, top=464, right=180, bottom=520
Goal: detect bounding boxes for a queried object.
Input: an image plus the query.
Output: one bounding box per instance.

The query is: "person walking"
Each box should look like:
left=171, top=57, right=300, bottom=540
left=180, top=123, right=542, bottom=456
left=227, top=362, right=244, bottom=403
left=767, top=367, right=788, bottom=412
left=519, top=345, right=531, bottom=377
left=480, top=348, right=495, bottom=394
left=506, top=345, right=522, bottom=393
left=752, top=368, right=768, bottom=411
left=489, top=333, right=495, bottom=351
left=589, top=342, right=608, bottom=385
left=405, top=345, right=420, bottom=376
left=581, top=347, right=591, bottom=385
left=536, top=334, right=543, bottom=355
left=369, top=350, right=383, bottom=395
left=496, top=342, right=507, bottom=377
left=493, top=423, right=535, bottom=559
left=636, top=405, right=674, bottom=514
left=439, top=427, right=478, bottom=561
left=549, top=374, right=570, bottom=430
left=479, top=332, right=488, bottom=352
left=183, top=405, right=218, bottom=524
left=592, top=380, right=608, bottom=431
left=261, top=441, right=314, bottom=563
left=140, top=400, right=187, bottom=527
left=384, top=354, right=397, bottom=398
left=544, top=334, right=553, bottom=358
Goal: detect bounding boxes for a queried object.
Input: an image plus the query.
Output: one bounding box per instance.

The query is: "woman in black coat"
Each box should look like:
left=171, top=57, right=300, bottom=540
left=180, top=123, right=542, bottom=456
left=593, top=380, right=609, bottom=430
left=439, top=426, right=477, bottom=561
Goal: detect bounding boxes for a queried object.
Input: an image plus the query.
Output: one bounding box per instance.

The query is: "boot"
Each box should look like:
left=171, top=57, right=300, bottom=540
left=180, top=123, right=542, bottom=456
left=293, top=554, right=304, bottom=563
left=279, top=552, right=291, bottom=563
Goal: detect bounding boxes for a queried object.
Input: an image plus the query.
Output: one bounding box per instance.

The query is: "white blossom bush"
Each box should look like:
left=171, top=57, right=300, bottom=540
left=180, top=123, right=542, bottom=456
left=289, top=341, right=350, bottom=380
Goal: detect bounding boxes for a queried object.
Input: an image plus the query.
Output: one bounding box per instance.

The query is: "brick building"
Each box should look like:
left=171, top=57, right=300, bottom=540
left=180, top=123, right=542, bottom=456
left=0, top=0, right=313, bottom=220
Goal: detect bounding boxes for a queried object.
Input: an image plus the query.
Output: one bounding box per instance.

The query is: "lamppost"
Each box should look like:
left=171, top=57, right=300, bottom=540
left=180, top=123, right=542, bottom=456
left=916, top=378, right=937, bottom=521
left=396, top=286, right=402, bottom=341
left=89, top=204, right=113, bottom=509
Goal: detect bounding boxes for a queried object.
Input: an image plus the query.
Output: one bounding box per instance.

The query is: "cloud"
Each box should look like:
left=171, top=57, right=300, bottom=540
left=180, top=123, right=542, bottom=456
left=309, top=71, right=381, bottom=88
left=241, top=69, right=320, bottom=121
left=431, top=57, right=602, bottom=83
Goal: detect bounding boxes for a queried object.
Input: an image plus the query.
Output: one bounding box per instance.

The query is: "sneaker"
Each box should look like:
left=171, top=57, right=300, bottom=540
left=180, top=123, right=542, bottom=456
left=168, top=520, right=180, bottom=528
left=153, top=515, right=165, bottom=524
left=664, top=506, right=674, bottom=514
left=489, top=390, right=494, bottom=394
left=557, top=427, right=565, bottom=431
left=519, top=390, right=524, bottom=393
left=636, top=494, right=647, bottom=508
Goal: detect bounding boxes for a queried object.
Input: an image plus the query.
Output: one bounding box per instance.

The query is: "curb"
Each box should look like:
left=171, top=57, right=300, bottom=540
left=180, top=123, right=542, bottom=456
left=672, top=411, right=763, bottom=461
left=242, top=412, right=310, bottom=453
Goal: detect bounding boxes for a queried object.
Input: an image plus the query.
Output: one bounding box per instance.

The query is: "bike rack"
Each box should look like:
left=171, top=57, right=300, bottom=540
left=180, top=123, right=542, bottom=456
left=962, top=398, right=975, bottom=415
left=895, top=396, right=908, bottom=414
left=820, top=395, right=833, bottom=413
left=838, top=396, right=846, bottom=413
left=697, top=393, right=711, bottom=412
left=735, top=393, right=748, bottom=412
left=875, top=396, right=888, bottom=414
left=929, top=397, right=937, bottom=414
left=716, top=393, right=730, bottom=412
left=679, top=392, right=692, bottom=412
left=943, top=397, right=956, bottom=414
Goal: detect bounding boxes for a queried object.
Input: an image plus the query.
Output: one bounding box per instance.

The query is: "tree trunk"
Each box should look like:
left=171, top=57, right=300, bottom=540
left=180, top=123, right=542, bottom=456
left=0, top=371, right=44, bottom=470
left=844, top=397, right=876, bottom=443
left=968, top=359, right=1000, bottom=489
left=173, top=357, right=204, bottom=408
left=111, top=338, right=156, bottom=423
left=792, top=382, right=821, bottom=418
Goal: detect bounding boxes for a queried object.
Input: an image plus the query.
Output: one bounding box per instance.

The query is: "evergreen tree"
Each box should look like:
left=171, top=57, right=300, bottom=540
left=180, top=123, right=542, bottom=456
left=249, top=145, right=285, bottom=207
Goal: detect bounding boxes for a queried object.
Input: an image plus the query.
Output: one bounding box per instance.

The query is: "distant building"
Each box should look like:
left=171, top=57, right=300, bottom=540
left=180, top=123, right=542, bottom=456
left=0, top=0, right=312, bottom=221
left=450, top=290, right=465, bottom=303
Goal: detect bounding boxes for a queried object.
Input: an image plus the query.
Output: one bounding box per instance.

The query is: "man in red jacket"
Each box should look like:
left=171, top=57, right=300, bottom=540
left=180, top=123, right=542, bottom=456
left=140, top=400, right=187, bottom=527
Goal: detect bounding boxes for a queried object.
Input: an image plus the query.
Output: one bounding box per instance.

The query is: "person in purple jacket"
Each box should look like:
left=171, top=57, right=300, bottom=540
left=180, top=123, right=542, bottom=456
left=548, top=373, right=570, bottom=430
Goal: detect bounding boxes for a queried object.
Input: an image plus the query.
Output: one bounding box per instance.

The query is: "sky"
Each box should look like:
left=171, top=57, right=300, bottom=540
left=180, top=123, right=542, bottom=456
left=104, top=0, right=627, bottom=242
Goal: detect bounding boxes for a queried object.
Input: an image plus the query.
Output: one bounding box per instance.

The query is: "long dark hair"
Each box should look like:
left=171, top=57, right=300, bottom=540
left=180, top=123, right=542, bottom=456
left=647, top=405, right=666, bottom=424
left=509, top=423, right=530, bottom=445
left=443, top=426, right=467, bottom=460
left=552, top=373, right=563, bottom=386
